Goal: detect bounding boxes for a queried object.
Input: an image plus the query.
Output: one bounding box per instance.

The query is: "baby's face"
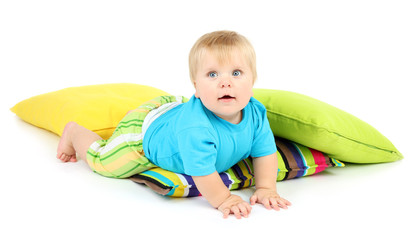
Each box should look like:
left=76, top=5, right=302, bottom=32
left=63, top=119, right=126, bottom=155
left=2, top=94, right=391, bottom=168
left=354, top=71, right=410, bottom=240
left=194, top=48, right=254, bottom=124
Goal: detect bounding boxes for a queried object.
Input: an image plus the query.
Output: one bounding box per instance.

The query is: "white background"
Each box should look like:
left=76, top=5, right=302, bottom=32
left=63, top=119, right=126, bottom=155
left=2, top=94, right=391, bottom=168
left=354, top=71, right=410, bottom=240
left=1, top=1, right=418, bottom=239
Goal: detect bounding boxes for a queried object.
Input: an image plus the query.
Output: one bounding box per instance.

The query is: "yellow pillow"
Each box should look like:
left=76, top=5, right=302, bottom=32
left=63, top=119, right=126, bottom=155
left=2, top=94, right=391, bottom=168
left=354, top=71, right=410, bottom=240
left=11, top=83, right=169, bottom=139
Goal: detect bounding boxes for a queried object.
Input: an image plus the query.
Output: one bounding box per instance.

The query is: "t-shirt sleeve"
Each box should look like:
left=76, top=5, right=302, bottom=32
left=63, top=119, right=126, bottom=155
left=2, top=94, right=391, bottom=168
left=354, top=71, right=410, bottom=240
left=250, top=100, right=277, bottom=158
left=177, top=127, right=217, bottom=176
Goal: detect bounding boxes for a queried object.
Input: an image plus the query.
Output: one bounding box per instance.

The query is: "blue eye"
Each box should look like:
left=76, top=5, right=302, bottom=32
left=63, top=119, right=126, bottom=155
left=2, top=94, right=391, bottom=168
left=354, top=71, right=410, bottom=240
left=233, top=70, right=241, bottom=76
left=209, top=72, right=218, bottom=78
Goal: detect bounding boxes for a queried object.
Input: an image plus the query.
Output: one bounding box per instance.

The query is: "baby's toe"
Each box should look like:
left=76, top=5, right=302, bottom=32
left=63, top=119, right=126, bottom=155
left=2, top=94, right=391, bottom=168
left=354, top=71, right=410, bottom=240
left=70, top=155, right=78, bottom=162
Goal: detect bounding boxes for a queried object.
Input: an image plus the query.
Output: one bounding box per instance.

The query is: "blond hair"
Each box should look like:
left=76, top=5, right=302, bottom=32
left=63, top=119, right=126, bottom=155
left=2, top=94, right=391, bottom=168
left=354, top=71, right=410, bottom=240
left=188, top=30, right=257, bottom=84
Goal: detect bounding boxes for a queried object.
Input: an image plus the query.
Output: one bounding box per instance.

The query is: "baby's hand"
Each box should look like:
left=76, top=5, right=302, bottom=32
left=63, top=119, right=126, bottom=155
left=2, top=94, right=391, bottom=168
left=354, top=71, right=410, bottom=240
left=250, top=188, right=291, bottom=210
left=217, top=194, right=252, bottom=219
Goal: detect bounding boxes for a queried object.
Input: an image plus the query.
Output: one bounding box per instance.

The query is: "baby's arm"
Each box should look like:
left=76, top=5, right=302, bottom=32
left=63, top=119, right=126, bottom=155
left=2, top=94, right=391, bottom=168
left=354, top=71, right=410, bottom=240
left=250, top=153, right=292, bottom=210
left=193, top=172, right=252, bottom=219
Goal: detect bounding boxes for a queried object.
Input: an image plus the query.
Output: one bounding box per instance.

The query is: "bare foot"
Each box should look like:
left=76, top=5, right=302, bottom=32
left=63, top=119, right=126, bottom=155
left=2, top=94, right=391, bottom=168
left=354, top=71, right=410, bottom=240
left=57, top=122, right=78, bottom=162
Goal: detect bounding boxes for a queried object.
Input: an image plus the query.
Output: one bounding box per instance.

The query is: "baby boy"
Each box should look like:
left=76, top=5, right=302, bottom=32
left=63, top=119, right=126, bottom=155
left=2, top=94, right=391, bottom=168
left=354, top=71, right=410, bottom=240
left=57, top=30, right=291, bottom=219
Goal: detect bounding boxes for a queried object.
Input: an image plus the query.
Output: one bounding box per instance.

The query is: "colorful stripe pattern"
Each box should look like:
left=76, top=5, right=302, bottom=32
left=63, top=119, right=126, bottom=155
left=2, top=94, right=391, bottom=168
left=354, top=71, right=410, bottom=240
left=86, top=95, right=187, bottom=178
left=130, top=138, right=344, bottom=197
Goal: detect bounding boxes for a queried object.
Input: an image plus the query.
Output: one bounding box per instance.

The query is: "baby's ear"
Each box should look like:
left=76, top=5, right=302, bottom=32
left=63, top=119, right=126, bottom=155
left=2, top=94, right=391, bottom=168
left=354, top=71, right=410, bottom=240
left=193, top=81, right=199, bottom=98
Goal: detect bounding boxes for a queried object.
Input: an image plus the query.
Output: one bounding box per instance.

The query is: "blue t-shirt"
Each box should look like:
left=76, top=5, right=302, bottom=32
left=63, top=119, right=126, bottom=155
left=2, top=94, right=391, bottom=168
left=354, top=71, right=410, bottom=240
left=143, top=95, right=276, bottom=176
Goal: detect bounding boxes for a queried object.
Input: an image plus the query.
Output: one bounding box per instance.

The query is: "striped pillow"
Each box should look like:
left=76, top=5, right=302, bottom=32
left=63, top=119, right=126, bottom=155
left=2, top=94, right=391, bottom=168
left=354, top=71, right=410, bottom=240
left=130, top=138, right=344, bottom=197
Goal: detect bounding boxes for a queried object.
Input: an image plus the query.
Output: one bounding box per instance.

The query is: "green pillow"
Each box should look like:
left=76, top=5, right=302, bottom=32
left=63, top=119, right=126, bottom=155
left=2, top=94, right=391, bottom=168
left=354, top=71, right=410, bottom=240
left=130, top=138, right=344, bottom=197
left=253, top=89, right=403, bottom=163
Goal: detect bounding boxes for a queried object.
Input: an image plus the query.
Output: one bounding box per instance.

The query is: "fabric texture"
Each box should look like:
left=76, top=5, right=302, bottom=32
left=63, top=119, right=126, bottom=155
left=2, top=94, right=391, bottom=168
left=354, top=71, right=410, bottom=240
left=131, top=137, right=344, bottom=197
left=86, top=96, right=187, bottom=178
left=10, top=83, right=168, bottom=139
left=143, top=95, right=277, bottom=176
left=253, top=89, right=403, bottom=163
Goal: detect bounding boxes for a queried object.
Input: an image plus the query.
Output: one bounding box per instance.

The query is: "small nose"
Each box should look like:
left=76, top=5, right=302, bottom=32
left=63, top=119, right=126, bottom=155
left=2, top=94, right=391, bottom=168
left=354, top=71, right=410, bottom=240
left=219, top=77, right=232, bottom=88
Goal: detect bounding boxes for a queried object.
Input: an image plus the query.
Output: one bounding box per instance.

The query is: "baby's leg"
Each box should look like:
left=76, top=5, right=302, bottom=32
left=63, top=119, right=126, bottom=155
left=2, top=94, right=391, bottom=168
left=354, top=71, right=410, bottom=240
left=57, top=122, right=102, bottom=163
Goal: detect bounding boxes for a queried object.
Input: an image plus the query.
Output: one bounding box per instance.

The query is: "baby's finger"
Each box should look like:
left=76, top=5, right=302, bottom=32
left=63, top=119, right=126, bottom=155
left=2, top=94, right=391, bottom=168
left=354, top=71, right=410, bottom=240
left=222, top=209, right=230, bottom=219
left=246, top=202, right=252, bottom=214
left=250, top=195, right=257, bottom=205
left=279, top=199, right=290, bottom=209
left=262, top=198, right=272, bottom=210
left=282, top=198, right=292, bottom=206
left=278, top=198, right=290, bottom=209
left=231, top=206, right=242, bottom=219
left=269, top=197, right=281, bottom=211
left=237, top=203, right=250, bottom=218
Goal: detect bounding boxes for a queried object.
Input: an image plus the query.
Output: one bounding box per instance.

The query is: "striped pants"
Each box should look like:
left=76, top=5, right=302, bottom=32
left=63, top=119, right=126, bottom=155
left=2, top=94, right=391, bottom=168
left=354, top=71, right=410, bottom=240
left=86, top=95, right=187, bottom=178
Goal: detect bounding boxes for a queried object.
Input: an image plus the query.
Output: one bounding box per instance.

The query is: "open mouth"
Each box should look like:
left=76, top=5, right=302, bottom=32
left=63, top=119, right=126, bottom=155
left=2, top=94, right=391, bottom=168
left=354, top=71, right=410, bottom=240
left=219, top=95, right=235, bottom=100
